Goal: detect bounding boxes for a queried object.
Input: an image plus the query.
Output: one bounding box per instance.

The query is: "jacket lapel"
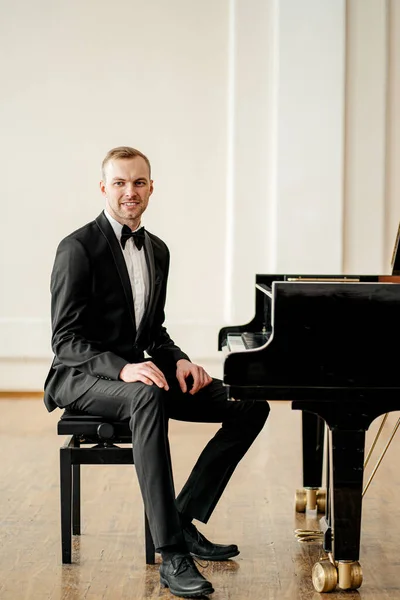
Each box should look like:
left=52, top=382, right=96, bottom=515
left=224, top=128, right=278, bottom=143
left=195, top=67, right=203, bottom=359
left=95, top=212, right=137, bottom=332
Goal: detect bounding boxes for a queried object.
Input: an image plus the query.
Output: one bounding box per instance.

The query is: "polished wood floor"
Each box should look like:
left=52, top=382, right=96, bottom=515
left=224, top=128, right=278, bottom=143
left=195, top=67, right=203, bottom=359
left=1, top=398, right=400, bottom=600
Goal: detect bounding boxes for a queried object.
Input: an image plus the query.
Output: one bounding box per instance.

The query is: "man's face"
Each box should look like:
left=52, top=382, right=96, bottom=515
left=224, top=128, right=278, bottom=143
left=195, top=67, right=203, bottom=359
left=100, top=156, right=153, bottom=228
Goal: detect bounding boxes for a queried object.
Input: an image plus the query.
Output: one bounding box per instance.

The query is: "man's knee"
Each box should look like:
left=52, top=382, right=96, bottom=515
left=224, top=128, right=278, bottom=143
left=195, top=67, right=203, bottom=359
left=129, top=383, right=166, bottom=416
left=257, top=400, right=270, bottom=427
left=129, top=385, right=168, bottom=439
left=111, top=383, right=165, bottom=422
left=237, top=400, right=270, bottom=435
left=251, top=399, right=269, bottom=422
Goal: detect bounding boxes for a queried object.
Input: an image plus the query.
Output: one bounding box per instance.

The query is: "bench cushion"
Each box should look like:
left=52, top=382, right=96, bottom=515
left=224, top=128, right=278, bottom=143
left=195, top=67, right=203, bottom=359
left=57, top=409, right=131, bottom=438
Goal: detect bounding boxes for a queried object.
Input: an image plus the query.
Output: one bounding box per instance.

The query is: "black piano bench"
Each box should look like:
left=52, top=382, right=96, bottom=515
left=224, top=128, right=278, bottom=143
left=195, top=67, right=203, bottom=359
left=57, top=409, right=155, bottom=565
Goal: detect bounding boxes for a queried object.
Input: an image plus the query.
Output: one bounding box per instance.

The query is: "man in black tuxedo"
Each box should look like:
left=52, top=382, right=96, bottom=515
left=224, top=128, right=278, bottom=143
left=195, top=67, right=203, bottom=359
left=44, top=146, right=269, bottom=598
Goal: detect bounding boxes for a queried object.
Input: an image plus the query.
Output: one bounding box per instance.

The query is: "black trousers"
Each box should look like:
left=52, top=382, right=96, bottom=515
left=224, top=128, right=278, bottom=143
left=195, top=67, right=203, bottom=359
left=71, top=376, right=270, bottom=550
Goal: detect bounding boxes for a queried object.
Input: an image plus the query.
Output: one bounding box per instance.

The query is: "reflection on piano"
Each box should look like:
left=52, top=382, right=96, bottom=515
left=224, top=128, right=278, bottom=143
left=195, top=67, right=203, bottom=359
left=219, top=273, right=400, bottom=593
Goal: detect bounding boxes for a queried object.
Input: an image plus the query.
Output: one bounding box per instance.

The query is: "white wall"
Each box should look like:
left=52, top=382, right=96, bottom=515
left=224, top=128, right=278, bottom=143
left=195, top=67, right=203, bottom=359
left=1, top=0, right=399, bottom=390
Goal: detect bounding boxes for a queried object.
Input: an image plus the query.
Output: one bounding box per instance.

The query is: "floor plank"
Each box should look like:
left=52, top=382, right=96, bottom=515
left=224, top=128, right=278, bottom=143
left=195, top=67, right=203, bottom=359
left=0, top=399, right=400, bottom=599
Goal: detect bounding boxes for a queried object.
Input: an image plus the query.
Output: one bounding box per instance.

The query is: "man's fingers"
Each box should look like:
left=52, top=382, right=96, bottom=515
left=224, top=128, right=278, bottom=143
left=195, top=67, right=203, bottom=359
left=119, top=362, right=168, bottom=388
left=137, top=375, right=155, bottom=386
left=177, top=373, right=187, bottom=393
left=141, top=362, right=165, bottom=379
left=189, top=370, right=212, bottom=394
left=138, top=362, right=169, bottom=389
left=175, top=362, right=213, bottom=396
left=190, top=381, right=200, bottom=394
left=148, top=362, right=166, bottom=379
left=189, top=369, right=202, bottom=394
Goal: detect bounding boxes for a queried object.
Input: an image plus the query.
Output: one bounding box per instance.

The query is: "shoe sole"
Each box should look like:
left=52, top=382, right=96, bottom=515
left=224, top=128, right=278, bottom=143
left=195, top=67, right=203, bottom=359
left=160, top=577, right=214, bottom=598
left=190, top=549, right=240, bottom=561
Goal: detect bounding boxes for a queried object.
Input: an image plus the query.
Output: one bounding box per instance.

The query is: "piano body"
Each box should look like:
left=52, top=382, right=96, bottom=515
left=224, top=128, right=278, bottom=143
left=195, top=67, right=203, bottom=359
left=219, top=273, right=400, bottom=592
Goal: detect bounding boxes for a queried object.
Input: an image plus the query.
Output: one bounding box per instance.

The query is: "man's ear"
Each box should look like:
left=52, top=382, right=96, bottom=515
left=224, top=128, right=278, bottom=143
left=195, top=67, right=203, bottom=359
left=99, top=180, right=106, bottom=196
left=149, top=180, right=154, bottom=196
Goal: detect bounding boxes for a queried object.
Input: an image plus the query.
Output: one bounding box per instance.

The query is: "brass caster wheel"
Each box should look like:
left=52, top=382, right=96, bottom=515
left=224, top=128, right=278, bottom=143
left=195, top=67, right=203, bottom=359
left=312, top=560, right=338, bottom=593
left=316, top=489, right=326, bottom=513
left=337, top=561, right=363, bottom=590
left=295, top=489, right=306, bottom=512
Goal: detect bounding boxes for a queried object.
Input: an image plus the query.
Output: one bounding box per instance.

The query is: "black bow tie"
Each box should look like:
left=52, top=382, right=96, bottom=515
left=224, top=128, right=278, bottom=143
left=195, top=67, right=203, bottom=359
left=120, top=225, right=146, bottom=250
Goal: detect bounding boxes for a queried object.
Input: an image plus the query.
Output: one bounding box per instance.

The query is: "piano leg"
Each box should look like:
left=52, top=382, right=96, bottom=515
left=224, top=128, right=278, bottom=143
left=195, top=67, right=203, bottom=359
left=327, top=427, right=364, bottom=560
left=291, top=400, right=397, bottom=592
left=311, top=426, right=364, bottom=592
left=295, top=412, right=326, bottom=513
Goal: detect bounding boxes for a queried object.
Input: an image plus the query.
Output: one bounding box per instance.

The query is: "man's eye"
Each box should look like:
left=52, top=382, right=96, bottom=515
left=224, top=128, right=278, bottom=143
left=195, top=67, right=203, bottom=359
left=114, top=181, right=124, bottom=186
left=135, top=181, right=145, bottom=186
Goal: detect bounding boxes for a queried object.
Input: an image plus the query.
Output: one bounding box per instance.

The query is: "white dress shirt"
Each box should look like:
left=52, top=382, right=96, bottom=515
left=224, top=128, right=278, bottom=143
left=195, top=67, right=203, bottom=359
left=104, top=209, right=150, bottom=330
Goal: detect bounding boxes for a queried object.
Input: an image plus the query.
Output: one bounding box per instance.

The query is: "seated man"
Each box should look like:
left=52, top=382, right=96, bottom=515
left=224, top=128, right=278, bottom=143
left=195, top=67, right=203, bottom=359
left=44, top=145, right=269, bottom=598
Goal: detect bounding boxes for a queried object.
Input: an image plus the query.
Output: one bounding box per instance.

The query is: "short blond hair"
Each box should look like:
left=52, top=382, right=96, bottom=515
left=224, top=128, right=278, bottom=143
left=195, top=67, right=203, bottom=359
left=101, top=146, right=152, bottom=180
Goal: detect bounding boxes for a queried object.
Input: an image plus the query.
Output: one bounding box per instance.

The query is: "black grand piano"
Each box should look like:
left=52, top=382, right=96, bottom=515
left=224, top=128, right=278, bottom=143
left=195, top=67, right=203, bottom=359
left=219, top=273, right=400, bottom=593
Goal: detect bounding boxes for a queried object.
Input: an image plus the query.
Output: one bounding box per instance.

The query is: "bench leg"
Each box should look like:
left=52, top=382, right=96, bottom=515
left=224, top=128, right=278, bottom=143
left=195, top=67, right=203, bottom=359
left=144, top=510, right=155, bottom=564
left=72, top=463, right=81, bottom=535
left=60, top=446, right=72, bottom=563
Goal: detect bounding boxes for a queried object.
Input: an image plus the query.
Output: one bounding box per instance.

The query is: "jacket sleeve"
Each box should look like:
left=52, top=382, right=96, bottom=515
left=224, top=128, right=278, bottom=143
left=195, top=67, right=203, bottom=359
left=50, top=237, right=127, bottom=379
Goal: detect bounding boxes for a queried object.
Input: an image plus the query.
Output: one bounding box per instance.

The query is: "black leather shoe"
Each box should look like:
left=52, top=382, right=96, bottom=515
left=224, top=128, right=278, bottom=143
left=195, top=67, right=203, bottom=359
left=159, top=552, right=214, bottom=598
left=184, top=522, right=240, bottom=561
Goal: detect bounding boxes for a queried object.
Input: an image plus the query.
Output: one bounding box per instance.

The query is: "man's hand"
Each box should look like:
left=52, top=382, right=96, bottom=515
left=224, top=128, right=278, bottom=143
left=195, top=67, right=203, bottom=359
left=176, top=359, right=212, bottom=395
left=119, top=362, right=169, bottom=390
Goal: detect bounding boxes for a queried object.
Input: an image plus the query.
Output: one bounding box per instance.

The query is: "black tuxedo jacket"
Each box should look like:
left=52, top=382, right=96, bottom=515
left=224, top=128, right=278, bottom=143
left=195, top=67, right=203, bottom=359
left=44, top=211, right=189, bottom=412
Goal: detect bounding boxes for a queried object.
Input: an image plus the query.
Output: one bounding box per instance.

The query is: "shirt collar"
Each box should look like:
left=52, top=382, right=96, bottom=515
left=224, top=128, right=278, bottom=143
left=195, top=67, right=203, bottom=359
left=104, top=209, right=143, bottom=240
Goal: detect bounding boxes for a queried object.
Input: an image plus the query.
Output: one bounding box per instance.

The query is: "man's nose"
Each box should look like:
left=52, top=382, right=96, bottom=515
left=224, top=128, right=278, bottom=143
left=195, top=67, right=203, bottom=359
left=125, top=183, right=137, bottom=196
